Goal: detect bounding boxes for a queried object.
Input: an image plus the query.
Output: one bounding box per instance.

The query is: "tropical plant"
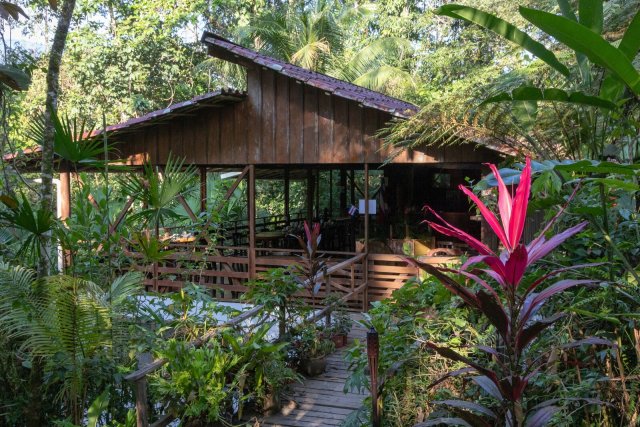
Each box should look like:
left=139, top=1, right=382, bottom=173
left=28, top=110, right=113, bottom=171
left=151, top=338, right=241, bottom=423
left=408, top=159, right=613, bottom=426
left=221, top=323, right=295, bottom=419
left=291, top=221, right=327, bottom=299
left=0, top=2, right=29, bottom=96
left=386, top=0, right=640, bottom=161
left=243, top=267, right=302, bottom=339
left=119, top=154, right=197, bottom=230
left=0, top=193, right=57, bottom=267
left=239, top=0, right=414, bottom=95
left=0, top=263, right=142, bottom=424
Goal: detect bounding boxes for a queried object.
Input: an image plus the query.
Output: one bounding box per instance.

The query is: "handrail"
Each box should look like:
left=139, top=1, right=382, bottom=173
left=124, top=302, right=266, bottom=427
left=124, top=303, right=265, bottom=383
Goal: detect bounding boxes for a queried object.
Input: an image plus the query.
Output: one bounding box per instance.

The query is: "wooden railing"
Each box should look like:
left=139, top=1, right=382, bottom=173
left=367, top=254, right=458, bottom=302
left=125, top=252, right=368, bottom=427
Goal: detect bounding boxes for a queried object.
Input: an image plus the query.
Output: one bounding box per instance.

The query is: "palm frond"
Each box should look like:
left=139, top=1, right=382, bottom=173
left=28, top=110, right=113, bottom=168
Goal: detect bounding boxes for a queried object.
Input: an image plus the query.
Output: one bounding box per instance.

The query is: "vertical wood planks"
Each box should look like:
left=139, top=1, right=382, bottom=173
left=191, top=114, right=207, bottom=165
left=170, top=120, right=183, bottom=161
left=363, top=108, right=378, bottom=163
left=261, top=69, right=275, bottom=163
left=348, top=102, right=363, bottom=163
left=303, top=85, right=318, bottom=163
left=207, top=109, right=220, bottom=164
left=318, top=91, right=333, bottom=163
left=289, top=81, right=304, bottom=163
left=220, top=106, right=235, bottom=163
left=233, top=102, right=247, bottom=164
left=332, top=97, right=349, bottom=162
left=275, top=74, right=290, bottom=164
left=156, top=125, right=170, bottom=165
left=247, top=68, right=262, bottom=164
left=182, top=117, right=197, bottom=164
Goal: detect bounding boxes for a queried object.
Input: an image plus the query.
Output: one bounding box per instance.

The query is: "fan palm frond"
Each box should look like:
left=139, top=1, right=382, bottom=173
left=0, top=194, right=57, bottom=265
left=28, top=110, right=113, bottom=169
left=119, top=154, right=197, bottom=227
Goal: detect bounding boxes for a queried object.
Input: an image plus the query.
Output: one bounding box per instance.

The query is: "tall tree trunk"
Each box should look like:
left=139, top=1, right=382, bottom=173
left=30, top=1, right=76, bottom=426
left=38, top=0, right=76, bottom=277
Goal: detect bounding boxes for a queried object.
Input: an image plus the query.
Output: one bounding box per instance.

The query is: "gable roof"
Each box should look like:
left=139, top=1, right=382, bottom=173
left=201, top=31, right=418, bottom=119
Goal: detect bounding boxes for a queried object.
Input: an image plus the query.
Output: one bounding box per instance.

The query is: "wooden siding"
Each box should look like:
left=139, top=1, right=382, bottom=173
left=113, top=67, right=498, bottom=166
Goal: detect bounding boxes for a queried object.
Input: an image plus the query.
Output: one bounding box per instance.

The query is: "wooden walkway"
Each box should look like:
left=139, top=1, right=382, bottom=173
left=257, top=315, right=368, bottom=426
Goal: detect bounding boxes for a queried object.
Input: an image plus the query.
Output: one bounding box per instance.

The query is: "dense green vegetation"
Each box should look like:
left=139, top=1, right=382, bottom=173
left=0, top=0, right=639, bottom=426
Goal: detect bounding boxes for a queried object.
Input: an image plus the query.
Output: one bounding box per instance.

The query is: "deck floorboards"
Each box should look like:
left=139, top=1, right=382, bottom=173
left=255, top=314, right=368, bottom=427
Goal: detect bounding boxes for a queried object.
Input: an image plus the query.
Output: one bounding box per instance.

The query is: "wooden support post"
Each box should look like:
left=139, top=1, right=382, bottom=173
left=315, top=169, right=320, bottom=219
left=134, top=378, right=149, bottom=427
left=364, top=164, right=369, bottom=253
left=199, top=167, right=207, bottom=213
left=325, top=278, right=332, bottom=327
left=329, top=170, right=333, bottom=216
left=350, top=169, right=355, bottom=205
left=248, top=165, right=256, bottom=279
left=340, top=169, right=347, bottom=213
left=133, top=355, right=151, bottom=427
left=306, top=169, right=315, bottom=222
left=60, top=170, right=71, bottom=220
left=364, top=164, right=370, bottom=312
left=284, top=168, right=290, bottom=225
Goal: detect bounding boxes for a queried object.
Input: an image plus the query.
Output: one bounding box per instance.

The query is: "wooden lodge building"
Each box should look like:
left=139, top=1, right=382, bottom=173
left=9, top=32, right=506, bottom=308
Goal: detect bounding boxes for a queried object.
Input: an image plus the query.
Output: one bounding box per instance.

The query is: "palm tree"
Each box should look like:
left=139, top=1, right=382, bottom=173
left=237, top=0, right=415, bottom=96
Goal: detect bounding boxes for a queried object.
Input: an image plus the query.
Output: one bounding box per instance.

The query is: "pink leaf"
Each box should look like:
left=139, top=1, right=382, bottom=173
left=522, top=279, right=595, bottom=322
left=524, top=262, right=604, bottom=297
left=527, top=222, right=588, bottom=264
left=303, top=221, right=311, bottom=243
left=487, top=162, right=513, bottom=241
left=463, top=255, right=509, bottom=290
left=459, top=185, right=511, bottom=250
left=508, top=158, right=531, bottom=247
left=425, top=220, right=493, bottom=255
left=503, top=244, right=528, bottom=287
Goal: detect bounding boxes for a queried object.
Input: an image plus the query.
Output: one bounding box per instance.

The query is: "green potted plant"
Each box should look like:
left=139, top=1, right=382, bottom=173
left=328, top=308, right=352, bottom=348
left=293, top=325, right=335, bottom=377
left=321, top=294, right=353, bottom=348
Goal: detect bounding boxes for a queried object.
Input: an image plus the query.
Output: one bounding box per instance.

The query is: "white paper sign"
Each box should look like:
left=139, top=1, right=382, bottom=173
left=358, top=199, right=376, bottom=215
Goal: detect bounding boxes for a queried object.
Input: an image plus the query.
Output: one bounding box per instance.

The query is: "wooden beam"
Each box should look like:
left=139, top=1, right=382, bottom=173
left=199, top=166, right=207, bottom=213
left=109, top=197, right=135, bottom=236
left=364, top=164, right=370, bottom=311
left=306, top=169, right=315, bottom=222
left=284, top=168, right=290, bottom=225
left=350, top=169, right=355, bottom=205
left=340, top=169, right=347, bottom=213
left=364, top=164, right=369, bottom=254
left=60, top=170, right=71, bottom=220
left=176, top=194, right=199, bottom=223
left=248, top=165, right=256, bottom=279
left=329, top=169, right=333, bottom=216
left=315, top=169, right=320, bottom=219
left=214, top=166, right=249, bottom=214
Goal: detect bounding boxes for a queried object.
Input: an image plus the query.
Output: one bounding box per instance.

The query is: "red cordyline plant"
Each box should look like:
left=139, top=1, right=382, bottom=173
left=292, top=221, right=327, bottom=298
left=410, top=159, right=612, bottom=427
